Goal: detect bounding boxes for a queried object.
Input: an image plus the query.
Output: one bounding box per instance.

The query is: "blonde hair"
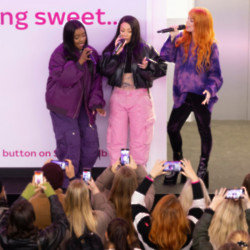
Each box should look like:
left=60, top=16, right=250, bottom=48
left=208, top=199, right=247, bottom=249
left=176, top=7, right=215, bottom=73
left=227, top=230, right=250, bottom=250
left=179, top=178, right=211, bottom=214
left=65, top=179, right=96, bottom=237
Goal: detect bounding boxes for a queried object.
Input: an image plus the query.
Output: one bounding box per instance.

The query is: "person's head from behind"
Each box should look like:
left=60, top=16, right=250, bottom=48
left=209, top=199, right=248, bottom=249
left=41, top=162, right=64, bottom=190
left=7, top=199, right=36, bottom=239
left=65, top=179, right=96, bottom=237
left=106, top=218, right=132, bottom=250
left=227, top=230, right=249, bottom=250
left=63, top=20, right=88, bottom=53
left=242, top=173, right=250, bottom=197
left=179, top=178, right=211, bottom=214
left=109, top=167, right=139, bottom=246
left=149, top=194, right=190, bottom=249
left=110, top=166, right=137, bottom=220
left=218, top=242, right=242, bottom=250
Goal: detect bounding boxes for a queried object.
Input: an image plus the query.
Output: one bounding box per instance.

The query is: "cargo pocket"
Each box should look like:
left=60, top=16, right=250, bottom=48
left=65, top=129, right=81, bottom=164
left=81, top=124, right=99, bottom=167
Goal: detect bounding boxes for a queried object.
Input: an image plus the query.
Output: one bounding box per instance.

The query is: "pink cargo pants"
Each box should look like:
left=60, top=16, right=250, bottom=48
left=107, top=87, right=155, bottom=166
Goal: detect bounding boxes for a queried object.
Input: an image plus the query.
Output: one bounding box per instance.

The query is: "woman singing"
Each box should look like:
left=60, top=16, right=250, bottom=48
left=160, top=7, right=223, bottom=187
left=100, top=15, right=167, bottom=167
left=46, top=20, right=105, bottom=187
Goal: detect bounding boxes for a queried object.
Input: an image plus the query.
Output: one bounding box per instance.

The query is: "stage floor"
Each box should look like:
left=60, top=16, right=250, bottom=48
left=1, top=120, right=249, bottom=203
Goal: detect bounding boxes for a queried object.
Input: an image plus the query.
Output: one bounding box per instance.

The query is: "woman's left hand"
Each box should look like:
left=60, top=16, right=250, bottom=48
left=180, top=159, right=199, bottom=182
left=93, top=108, right=106, bottom=117
left=202, top=90, right=211, bottom=105
left=138, top=57, right=148, bottom=69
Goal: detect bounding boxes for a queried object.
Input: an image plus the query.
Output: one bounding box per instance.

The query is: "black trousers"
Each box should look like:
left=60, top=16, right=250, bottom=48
left=167, top=93, right=212, bottom=159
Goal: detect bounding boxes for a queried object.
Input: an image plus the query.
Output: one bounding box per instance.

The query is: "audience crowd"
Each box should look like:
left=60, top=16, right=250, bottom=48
left=0, top=157, right=249, bottom=250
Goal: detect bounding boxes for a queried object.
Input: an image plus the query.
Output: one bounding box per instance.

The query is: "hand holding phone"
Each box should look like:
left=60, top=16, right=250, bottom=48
left=225, top=188, right=245, bottom=199
left=120, top=148, right=130, bottom=165
left=34, top=171, right=44, bottom=185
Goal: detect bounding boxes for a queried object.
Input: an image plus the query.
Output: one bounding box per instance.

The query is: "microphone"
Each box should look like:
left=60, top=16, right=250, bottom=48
left=112, top=38, right=126, bottom=55
left=81, top=46, right=97, bottom=64
left=89, top=53, right=97, bottom=64
left=157, top=24, right=186, bottom=33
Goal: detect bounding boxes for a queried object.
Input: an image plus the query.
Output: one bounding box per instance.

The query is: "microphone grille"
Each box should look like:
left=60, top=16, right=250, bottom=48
left=178, top=25, right=186, bottom=30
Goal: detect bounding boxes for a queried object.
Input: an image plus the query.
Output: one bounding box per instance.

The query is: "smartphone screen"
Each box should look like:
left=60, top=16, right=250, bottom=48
left=34, top=171, right=43, bottom=185
left=82, top=170, right=91, bottom=183
left=163, top=161, right=182, bottom=172
left=51, top=160, right=68, bottom=170
left=225, top=189, right=244, bottom=199
left=120, top=148, right=130, bottom=165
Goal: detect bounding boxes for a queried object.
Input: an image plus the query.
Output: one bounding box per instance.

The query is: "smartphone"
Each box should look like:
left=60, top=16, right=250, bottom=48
left=120, top=148, right=130, bottom=165
left=82, top=170, right=91, bottom=183
left=51, top=160, right=68, bottom=170
left=225, top=188, right=244, bottom=199
left=163, top=161, right=182, bottom=172
left=34, top=171, right=43, bottom=185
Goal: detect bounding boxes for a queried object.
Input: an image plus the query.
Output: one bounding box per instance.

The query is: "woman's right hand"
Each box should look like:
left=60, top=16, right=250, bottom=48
left=78, top=47, right=92, bottom=65
left=114, top=36, right=126, bottom=55
left=170, top=25, right=179, bottom=42
left=88, top=178, right=100, bottom=195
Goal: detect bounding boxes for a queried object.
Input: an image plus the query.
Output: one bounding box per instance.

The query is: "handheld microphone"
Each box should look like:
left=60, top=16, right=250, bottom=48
left=89, top=53, right=97, bottom=64
left=81, top=46, right=97, bottom=64
left=112, top=38, right=126, bottom=55
left=157, top=24, right=186, bottom=33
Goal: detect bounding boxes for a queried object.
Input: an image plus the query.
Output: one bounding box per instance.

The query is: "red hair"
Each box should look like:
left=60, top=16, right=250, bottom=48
left=149, top=194, right=190, bottom=249
left=176, top=7, right=215, bottom=73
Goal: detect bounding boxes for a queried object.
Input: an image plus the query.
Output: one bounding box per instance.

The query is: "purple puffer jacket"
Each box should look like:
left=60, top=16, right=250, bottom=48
left=46, top=43, right=105, bottom=124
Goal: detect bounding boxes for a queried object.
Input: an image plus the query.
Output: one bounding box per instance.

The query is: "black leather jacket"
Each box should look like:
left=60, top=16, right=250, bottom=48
left=0, top=195, right=68, bottom=250
left=99, top=43, right=167, bottom=88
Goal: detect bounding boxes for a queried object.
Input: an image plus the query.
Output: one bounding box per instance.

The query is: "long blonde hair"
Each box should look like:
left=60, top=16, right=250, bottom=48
left=65, top=179, right=96, bottom=237
left=176, top=7, right=215, bottom=73
left=208, top=199, right=247, bottom=249
left=179, top=178, right=211, bottom=214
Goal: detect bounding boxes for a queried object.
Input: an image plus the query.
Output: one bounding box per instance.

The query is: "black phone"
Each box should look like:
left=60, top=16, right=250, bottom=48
left=225, top=188, right=244, bottom=199
left=51, top=160, right=68, bottom=170
left=163, top=161, right=182, bottom=172
left=120, top=148, right=130, bottom=165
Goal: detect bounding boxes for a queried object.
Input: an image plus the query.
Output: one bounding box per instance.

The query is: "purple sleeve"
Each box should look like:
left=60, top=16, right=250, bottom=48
left=205, top=43, right=223, bottom=97
left=160, top=35, right=178, bottom=63
left=48, top=49, right=87, bottom=88
left=88, top=50, right=106, bottom=110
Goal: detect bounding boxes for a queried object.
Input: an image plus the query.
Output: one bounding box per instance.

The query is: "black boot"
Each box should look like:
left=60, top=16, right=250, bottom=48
left=164, top=151, right=184, bottom=185
left=197, top=157, right=209, bottom=188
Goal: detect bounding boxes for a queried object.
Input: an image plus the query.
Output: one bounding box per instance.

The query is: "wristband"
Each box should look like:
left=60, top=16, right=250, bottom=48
left=147, top=174, right=154, bottom=181
left=69, top=176, right=76, bottom=181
